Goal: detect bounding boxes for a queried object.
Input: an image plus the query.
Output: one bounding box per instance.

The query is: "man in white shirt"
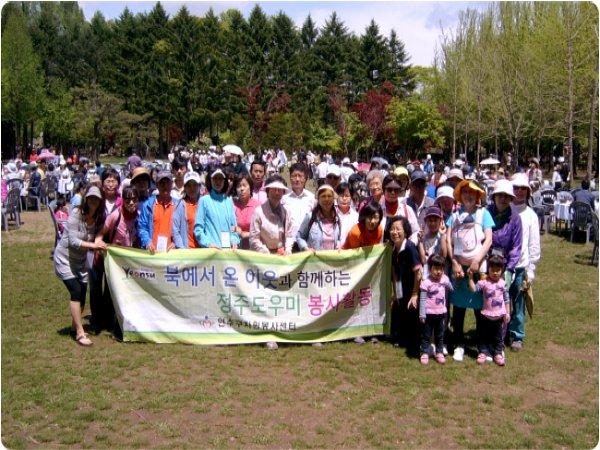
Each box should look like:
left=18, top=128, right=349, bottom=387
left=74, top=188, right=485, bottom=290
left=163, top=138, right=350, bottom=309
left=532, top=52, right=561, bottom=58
left=316, top=156, right=329, bottom=186
left=340, top=157, right=355, bottom=183
left=403, top=169, right=434, bottom=228
left=282, top=163, right=316, bottom=238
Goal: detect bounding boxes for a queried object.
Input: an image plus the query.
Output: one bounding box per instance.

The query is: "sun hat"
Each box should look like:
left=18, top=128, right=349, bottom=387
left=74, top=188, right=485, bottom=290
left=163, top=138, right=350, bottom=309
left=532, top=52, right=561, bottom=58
left=157, top=170, right=173, bottom=182
left=424, top=206, right=443, bottom=219
left=393, top=166, right=409, bottom=178
left=131, top=167, right=151, bottom=183
left=511, top=173, right=530, bottom=191
left=327, top=165, right=341, bottom=177
left=410, top=169, right=427, bottom=183
left=184, top=171, right=201, bottom=185
left=210, top=168, right=226, bottom=179
left=453, top=179, right=485, bottom=202
left=85, top=186, right=102, bottom=199
left=342, top=157, right=351, bottom=164
left=454, top=158, right=464, bottom=167
left=447, top=168, right=464, bottom=180
left=435, top=185, right=455, bottom=201
left=490, top=179, right=515, bottom=198
left=264, top=180, right=290, bottom=193
left=317, top=184, right=336, bottom=196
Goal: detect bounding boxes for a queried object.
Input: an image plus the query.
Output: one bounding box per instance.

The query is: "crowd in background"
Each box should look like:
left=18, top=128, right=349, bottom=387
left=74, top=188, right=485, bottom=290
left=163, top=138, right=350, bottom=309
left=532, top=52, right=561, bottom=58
left=10, top=143, right=598, bottom=365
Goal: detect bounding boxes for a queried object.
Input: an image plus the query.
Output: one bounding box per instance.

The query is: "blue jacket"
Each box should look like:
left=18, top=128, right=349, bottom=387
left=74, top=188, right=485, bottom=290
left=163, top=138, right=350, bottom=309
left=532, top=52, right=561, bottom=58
left=194, top=190, right=240, bottom=248
left=137, top=194, right=176, bottom=249
left=296, top=212, right=343, bottom=251
left=172, top=198, right=200, bottom=249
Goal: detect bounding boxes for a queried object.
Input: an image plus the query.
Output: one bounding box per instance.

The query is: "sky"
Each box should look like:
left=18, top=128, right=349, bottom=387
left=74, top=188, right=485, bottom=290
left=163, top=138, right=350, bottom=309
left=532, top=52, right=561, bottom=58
left=78, top=1, right=489, bottom=67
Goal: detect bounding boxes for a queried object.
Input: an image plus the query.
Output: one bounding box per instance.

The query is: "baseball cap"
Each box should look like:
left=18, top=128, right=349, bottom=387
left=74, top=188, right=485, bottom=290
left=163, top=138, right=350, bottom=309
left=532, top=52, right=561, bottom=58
left=211, top=168, right=225, bottom=179
left=85, top=186, right=102, bottom=199
left=184, top=171, right=201, bottom=185
left=424, top=206, right=443, bottom=219
left=447, top=168, right=464, bottom=180
left=410, top=170, right=427, bottom=183
left=157, top=170, right=173, bottom=182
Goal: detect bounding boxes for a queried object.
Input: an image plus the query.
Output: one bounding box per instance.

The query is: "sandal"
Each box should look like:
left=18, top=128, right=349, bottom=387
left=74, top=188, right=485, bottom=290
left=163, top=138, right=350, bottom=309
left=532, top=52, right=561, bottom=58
left=493, top=354, right=505, bottom=366
left=420, top=354, right=429, bottom=365
left=476, top=353, right=487, bottom=365
left=75, top=334, right=93, bottom=347
left=435, top=353, right=446, bottom=364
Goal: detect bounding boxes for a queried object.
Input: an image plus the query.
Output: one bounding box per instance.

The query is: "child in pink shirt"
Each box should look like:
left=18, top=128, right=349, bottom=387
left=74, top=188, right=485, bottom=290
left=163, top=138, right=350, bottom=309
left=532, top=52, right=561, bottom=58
left=54, top=198, right=69, bottom=235
left=468, top=254, right=511, bottom=366
left=419, top=254, right=453, bottom=365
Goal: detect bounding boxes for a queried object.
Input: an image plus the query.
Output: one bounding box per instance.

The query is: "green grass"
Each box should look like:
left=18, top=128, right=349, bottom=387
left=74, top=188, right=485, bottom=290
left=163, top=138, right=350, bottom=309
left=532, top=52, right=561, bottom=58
left=1, top=211, right=598, bottom=448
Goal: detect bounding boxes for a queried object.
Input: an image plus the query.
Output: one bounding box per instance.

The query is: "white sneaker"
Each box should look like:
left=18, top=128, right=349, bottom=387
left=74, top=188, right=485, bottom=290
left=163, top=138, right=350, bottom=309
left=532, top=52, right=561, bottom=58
left=442, top=346, right=449, bottom=356
left=453, top=346, right=464, bottom=362
left=265, top=341, right=278, bottom=350
left=354, top=336, right=366, bottom=344
left=485, top=355, right=493, bottom=362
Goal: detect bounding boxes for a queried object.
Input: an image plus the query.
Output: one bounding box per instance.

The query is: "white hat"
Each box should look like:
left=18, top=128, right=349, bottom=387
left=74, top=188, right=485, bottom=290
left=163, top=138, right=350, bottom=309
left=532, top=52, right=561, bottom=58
left=491, top=179, right=515, bottom=198
left=511, top=173, right=530, bottom=190
left=317, top=184, right=336, bottom=196
left=184, top=171, right=201, bottom=185
left=223, top=144, right=243, bottom=156
left=264, top=180, right=290, bottom=193
left=327, top=165, right=341, bottom=177
left=85, top=186, right=102, bottom=199
left=426, top=154, right=431, bottom=160
left=558, top=156, right=565, bottom=163
left=342, top=157, right=351, bottom=164
left=454, top=159, right=464, bottom=167
left=447, top=168, right=464, bottom=180
left=211, top=168, right=225, bottom=179
left=435, top=185, right=455, bottom=201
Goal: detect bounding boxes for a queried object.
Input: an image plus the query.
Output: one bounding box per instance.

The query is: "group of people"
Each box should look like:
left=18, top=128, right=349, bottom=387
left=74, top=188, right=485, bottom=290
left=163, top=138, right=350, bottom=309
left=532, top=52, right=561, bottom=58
left=46, top=146, right=541, bottom=367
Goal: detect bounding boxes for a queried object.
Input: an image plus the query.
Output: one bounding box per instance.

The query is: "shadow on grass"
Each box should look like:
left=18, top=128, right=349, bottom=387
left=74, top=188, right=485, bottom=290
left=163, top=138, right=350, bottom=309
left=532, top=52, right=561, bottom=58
left=574, top=252, right=596, bottom=266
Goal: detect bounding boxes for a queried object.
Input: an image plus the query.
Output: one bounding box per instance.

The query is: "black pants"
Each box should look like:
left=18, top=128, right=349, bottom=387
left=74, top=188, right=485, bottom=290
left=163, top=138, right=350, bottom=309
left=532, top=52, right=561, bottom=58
left=89, top=261, right=116, bottom=331
left=420, top=314, right=445, bottom=354
left=478, top=316, right=504, bottom=357
left=451, top=306, right=482, bottom=348
left=391, top=298, right=420, bottom=353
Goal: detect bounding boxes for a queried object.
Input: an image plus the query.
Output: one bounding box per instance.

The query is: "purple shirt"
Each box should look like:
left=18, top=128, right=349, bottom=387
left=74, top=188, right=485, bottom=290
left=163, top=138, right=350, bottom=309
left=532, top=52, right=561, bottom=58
left=487, top=204, right=523, bottom=272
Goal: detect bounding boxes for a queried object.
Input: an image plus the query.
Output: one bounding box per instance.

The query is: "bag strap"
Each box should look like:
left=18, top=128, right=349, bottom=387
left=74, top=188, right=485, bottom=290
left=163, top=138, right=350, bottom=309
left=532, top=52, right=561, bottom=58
left=109, top=211, right=122, bottom=244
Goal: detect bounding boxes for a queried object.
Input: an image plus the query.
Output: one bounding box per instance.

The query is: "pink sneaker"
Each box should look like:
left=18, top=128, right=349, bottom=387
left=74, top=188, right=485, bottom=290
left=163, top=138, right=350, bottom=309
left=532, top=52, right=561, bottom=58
left=493, top=354, right=506, bottom=366
left=420, top=354, right=429, bottom=365
left=435, top=353, right=446, bottom=364
left=476, top=353, right=487, bottom=365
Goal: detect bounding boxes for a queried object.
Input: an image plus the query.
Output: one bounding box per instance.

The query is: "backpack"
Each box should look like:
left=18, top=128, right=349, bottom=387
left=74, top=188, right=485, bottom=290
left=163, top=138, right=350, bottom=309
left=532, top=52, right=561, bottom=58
left=451, top=208, right=485, bottom=263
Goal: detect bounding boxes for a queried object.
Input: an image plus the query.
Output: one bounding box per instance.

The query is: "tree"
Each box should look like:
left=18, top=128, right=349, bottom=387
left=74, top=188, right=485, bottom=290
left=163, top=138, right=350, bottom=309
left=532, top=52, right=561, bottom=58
left=1, top=8, right=45, bottom=157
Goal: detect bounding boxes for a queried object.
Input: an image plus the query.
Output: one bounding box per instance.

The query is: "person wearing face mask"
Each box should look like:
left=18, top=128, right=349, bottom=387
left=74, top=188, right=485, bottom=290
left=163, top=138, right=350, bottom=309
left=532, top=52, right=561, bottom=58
left=233, top=174, right=260, bottom=250
left=194, top=168, right=240, bottom=249
left=172, top=171, right=202, bottom=249
left=507, top=174, right=541, bottom=352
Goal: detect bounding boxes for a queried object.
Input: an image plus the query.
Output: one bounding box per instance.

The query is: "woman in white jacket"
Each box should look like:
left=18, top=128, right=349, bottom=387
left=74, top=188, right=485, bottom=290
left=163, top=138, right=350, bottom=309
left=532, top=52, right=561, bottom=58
left=509, top=174, right=541, bottom=352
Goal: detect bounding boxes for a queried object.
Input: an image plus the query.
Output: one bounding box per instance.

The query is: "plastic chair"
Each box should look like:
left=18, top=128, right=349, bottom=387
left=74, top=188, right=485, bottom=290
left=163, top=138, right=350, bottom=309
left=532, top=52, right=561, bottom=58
left=569, top=201, right=593, bottom=243
left=557, top=191, right=573, bottom=203
left=539, top=189, right=557, bottom=231
left=1, top=188, right=21, bottom=230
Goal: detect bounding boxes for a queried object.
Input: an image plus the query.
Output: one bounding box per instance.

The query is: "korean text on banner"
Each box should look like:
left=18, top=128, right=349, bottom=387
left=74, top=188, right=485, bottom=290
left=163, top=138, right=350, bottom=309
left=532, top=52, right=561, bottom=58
left=104, top=244, right=392, bottom=345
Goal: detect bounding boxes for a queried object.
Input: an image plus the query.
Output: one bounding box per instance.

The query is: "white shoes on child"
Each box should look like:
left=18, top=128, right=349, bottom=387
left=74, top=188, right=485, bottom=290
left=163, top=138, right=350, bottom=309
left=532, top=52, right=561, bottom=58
left=453, top=346, right=464, bottom=362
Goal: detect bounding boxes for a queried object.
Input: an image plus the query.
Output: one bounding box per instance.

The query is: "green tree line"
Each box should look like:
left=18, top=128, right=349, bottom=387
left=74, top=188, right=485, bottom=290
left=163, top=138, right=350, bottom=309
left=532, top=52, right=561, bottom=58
left=434, top=2, right=598, bottom=177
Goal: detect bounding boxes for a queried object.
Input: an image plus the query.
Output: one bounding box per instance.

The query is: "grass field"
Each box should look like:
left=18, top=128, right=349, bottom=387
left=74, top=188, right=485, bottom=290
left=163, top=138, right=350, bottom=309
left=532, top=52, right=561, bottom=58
left=1, top=209, right=598, bottom=448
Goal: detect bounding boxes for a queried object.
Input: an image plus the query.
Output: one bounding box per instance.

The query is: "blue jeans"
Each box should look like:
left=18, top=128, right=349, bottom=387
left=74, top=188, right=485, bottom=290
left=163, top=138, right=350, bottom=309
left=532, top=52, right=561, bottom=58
left=508, top=268, right=526, bottom=342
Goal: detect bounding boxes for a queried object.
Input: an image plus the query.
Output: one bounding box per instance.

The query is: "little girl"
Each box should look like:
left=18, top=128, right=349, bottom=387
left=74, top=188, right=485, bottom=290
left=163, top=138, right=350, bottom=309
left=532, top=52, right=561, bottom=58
left=54, top=197, right=69, bottom=235
left=418, top=206, right=448, bottom=278
left=468, top=254, right=511, bottom=366
left=419, top=254, right=453, bottom=365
